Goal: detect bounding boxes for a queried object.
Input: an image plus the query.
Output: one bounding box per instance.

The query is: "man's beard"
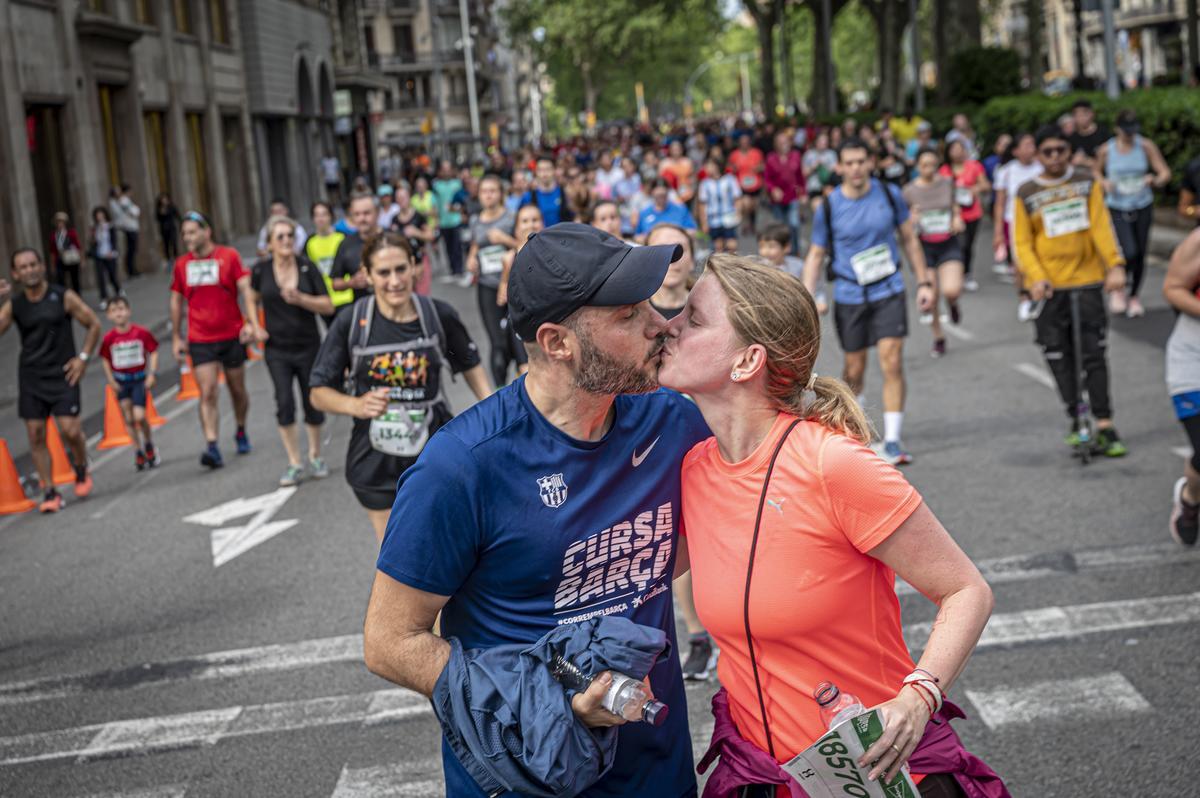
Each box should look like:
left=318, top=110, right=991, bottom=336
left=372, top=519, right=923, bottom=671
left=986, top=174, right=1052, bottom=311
left=574, top=327, right=663, bottom=396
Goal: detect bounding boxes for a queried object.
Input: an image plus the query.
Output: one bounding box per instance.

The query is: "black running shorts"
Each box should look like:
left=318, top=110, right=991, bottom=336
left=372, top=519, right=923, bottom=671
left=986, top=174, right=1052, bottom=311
left=834, top=291, right=909, bottom=352
left=19, top=375, right=81, bottom=420
left=189, top=338, right=247, bottom=369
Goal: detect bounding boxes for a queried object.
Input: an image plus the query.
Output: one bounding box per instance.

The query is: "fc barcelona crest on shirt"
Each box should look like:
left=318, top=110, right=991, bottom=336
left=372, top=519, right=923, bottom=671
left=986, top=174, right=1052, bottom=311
left=537, top=473, right=568, bottom=509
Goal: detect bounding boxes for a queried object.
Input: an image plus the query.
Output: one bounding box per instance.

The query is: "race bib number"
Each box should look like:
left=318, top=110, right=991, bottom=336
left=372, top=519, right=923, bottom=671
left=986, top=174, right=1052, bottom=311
left=919, top=210, right=953, bottom=236
left=782, top=710, right=919, bottom=798
left=186, top=259, right=220, bottom=287
left=884, top=163, right=906, bottom=179
left=317, top=256, right=334, bottom=277
left=478, top=245, right=507, bottom=276
left=955, top=187, right=975, bottom=207
left=741, top=175, right=757, bottom=189
left=1041, top=197, right=1090, bottom=238
left=369, top=403, right=430, bottom=458
left=849, top=244, right=897, bottom=286
left=111, top=340, right=145, bottom=370
left=1115, top=174, right=1146, bottom=196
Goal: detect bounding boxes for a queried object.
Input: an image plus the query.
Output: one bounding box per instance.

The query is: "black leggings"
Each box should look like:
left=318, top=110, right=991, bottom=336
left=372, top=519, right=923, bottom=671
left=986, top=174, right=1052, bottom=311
left=94, top=256, right=121, bottom=300
left=477, top=283, right=516, bottom=386
left=442, top=225, right=464, bottom=275
left=265, top=348, right=325, bottom=426
left=1112, top=205, right=1153, bottom=297
left=54, top=261, right=82, bottom=294
left=1182, top=414, right=1200, bottom=472
left=959, top=218, right=980, bottom=276
left=1034, top=287, right=1112, bottom=421
left=160, top=224, right=180, bottom=261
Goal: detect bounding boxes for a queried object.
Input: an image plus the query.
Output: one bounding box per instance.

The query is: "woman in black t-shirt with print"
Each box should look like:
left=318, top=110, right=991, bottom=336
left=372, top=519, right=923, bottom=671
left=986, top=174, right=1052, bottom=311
left=310, top=231, right=492, bottom=541
left=247, top=215, right=334, bottom=488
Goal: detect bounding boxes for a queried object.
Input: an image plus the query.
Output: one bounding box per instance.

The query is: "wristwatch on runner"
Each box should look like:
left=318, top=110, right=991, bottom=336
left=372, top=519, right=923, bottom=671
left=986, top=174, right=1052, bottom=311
left=77, top=352, right=90, bottom=363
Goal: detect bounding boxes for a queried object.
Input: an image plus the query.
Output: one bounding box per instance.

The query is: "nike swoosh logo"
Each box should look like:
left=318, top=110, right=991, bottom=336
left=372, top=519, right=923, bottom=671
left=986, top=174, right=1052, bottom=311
left=632, top=436, right=661, bottom=468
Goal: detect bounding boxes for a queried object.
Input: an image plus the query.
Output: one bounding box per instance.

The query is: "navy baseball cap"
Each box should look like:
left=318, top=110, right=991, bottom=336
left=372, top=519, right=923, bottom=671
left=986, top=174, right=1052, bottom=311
left=507, top=223, right=683, bottom=341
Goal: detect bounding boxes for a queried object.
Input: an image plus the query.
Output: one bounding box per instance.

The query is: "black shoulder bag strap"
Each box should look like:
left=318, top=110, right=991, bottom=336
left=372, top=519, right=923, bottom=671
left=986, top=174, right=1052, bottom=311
left=744, top=417, right=802, bottom=760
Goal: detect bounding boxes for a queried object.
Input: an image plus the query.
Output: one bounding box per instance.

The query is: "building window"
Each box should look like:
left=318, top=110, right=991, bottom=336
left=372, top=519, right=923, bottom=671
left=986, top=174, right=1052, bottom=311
left=392, top=24, right=414, bottom=61
left=143, top=111, right=171, bottom=195
left=97, top=85, right=122, bottom=187
left=134, top=0, right=156, bottom=25
left=186, top=112, right=210, bottom=214
left=86, top=0, right=110, bottom=13
left=208, top=0, right=229, bottom=45
left=174, top=0, right=192, bottom=34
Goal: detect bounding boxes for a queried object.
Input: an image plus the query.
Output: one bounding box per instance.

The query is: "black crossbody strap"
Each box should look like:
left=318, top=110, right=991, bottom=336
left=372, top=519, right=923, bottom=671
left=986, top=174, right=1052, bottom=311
left=744, top=417, right=802, bottom=760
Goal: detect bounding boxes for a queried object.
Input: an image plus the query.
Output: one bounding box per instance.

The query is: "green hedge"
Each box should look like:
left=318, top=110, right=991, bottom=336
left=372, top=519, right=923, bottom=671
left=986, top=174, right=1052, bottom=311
left=973, top=88, right=1200, bottom=192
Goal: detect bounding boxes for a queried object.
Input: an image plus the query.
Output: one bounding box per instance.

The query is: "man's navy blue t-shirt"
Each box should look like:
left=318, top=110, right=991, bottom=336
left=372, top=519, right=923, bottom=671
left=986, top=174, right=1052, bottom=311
left=378, top=377, right=710, bottom=798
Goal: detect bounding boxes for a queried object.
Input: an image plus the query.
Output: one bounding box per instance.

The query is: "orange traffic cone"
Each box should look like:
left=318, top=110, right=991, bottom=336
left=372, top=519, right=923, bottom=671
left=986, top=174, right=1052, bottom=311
left=145, top=391, right=167, bottom=428
left=177, top=357, right=199, bottom=401
left=45, top=419, right=76, bottom=487
left=97, top=385, right=134, bottom=450
left=0, top=439, right=35, bottom=515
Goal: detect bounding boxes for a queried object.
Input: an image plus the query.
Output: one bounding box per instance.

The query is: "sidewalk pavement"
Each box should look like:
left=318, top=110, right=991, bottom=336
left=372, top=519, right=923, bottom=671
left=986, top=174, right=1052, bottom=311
left=0, top=235, right=258, bottom=463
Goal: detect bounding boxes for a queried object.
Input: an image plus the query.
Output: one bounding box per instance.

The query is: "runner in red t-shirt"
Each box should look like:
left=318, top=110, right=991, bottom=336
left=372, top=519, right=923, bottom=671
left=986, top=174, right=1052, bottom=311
left=170, top=211, right=262, bottom=469
left=99, top=296, right=160, bottom=470
left=728, top=134, right=765, bottom=233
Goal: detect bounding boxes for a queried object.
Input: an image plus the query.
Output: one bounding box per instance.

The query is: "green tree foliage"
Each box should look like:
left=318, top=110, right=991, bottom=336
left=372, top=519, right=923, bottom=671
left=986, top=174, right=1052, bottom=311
left=503, top=0, right=723, bottom=122
left=949, top=46, right=1022, bottom=104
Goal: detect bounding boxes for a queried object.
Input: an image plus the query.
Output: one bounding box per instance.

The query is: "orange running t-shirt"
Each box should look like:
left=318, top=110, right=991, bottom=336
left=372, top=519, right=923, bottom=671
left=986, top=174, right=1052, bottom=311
left=681, top=413, right=923, bottom=763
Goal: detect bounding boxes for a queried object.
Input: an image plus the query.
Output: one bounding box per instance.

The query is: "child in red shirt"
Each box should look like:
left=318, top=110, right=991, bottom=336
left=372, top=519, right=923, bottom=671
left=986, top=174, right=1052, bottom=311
left=99, top=296, right=160, bottom=470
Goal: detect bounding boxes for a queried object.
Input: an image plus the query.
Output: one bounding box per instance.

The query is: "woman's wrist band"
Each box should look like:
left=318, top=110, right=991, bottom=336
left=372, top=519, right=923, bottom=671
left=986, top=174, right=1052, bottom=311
left=903, top=682, right=936, bottom=715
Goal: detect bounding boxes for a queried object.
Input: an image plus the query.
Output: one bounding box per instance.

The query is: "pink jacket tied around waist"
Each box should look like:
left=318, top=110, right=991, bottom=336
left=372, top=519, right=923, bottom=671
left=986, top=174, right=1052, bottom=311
left=697, top=687, right=1010, bottom=798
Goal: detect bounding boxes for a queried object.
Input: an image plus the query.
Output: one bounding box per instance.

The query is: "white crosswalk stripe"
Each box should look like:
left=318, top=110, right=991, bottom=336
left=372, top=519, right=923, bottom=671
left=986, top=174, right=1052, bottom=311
left=330, top=762, right=443, bottom=797
left=0, top=688, right=428, bottom=766
left=905, top=591, right=1200, bottom=651
left=965, top=672, right=1152, bottom=730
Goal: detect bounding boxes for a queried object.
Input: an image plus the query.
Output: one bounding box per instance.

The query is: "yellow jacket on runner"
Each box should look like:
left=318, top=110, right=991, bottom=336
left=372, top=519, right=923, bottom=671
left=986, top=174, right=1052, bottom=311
left=1013, top=166, right=1125, bottom=289
left=306, top=231, right=355, bottom=309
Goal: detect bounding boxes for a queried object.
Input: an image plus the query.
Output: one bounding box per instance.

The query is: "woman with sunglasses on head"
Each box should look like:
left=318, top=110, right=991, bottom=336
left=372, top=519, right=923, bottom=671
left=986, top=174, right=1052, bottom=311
left=659, top=255, right=1004, bottom=798
left=310, top=232, right=491, bottom=541
left=246, top=216, right=334, bottom=487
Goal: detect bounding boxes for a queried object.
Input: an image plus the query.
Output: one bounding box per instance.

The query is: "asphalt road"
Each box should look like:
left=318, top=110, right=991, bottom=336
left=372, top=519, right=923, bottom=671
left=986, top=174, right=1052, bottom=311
left=1, top=228, right=1197, bottom=798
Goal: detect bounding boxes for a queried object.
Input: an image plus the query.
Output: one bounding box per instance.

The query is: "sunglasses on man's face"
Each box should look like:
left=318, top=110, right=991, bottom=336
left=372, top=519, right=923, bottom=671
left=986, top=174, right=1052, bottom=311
left=1040, top=145, right=1069, bottom=157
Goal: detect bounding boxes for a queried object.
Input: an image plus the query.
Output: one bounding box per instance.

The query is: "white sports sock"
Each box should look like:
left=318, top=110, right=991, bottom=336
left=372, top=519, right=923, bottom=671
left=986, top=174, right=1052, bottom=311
left=884, top=411, right=903, bottom=444
left=856, top=394, right=866, bottom=409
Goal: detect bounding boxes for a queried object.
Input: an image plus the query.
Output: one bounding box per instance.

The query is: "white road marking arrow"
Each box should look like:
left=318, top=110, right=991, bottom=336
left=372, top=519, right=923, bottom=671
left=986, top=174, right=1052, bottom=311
left=183, top=487, right=299, bottom=567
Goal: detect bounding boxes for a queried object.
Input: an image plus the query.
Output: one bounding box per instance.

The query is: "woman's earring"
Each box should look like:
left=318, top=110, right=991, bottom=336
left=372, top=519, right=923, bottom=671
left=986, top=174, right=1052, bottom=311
left=731, top=371, right=741, bottom=382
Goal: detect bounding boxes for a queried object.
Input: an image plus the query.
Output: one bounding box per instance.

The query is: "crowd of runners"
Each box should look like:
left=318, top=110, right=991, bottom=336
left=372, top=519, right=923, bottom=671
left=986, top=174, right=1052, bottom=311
left=2, top=99, right=1200, bottom=796
left=3, top=103, right=1199, bottom=678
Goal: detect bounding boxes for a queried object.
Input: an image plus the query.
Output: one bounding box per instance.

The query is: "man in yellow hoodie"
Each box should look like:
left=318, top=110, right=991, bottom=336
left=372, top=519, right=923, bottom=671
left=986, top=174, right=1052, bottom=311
left=1014, top=124, right=1128, bottom=457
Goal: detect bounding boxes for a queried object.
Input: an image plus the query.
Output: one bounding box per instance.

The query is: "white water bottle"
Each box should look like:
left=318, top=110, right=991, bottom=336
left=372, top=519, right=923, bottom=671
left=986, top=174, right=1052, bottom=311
left=814, top=681, right=864, bottom=729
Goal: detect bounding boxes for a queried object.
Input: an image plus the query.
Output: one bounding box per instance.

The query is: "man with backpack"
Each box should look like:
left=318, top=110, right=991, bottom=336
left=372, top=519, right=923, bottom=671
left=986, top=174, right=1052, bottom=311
left=802, top=137, right=934, bottom=465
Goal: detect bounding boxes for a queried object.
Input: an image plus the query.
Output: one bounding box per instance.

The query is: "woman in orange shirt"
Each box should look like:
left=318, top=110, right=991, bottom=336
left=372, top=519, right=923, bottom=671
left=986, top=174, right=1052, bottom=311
left=659, top=255, right=1002, bottom=797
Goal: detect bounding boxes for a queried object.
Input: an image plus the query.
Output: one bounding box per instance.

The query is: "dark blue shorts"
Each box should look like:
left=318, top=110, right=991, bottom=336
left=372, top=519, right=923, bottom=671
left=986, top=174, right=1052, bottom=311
left=1173, top=391, right=1200, bottom=421
left=115, top=373, right=147, bottom=407
left=708, top=225, right=738, bottom=241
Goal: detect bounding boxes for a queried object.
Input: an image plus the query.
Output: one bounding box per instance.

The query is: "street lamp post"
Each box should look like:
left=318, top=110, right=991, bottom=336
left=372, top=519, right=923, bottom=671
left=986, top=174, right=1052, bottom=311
left=458, top=0, right=483, bottom=158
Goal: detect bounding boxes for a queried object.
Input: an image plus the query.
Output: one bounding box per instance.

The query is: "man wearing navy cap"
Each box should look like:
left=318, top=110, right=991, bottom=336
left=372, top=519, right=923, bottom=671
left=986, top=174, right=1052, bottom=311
left=363, top=223, right=709, bottom=797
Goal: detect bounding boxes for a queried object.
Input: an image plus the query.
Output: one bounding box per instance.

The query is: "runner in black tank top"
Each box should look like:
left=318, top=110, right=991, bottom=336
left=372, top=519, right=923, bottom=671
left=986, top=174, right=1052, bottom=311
left=0, top=248, right=102, bottom=512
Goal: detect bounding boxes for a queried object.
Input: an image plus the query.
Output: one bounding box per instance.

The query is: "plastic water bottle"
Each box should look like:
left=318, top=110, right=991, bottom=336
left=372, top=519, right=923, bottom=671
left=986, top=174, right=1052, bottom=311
left=549, top=653, right=669, bottom=727
left=814, top=681, right=864, bottom=730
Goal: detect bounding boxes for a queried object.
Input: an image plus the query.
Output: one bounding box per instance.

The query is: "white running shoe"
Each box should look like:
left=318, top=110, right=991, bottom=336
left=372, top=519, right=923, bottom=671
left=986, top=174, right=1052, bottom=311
left=1017, top=299, right=1034, bottom=322
left=1126, top=296, right=1145, bottom=318
left=964, top=278, right=980, bottom=293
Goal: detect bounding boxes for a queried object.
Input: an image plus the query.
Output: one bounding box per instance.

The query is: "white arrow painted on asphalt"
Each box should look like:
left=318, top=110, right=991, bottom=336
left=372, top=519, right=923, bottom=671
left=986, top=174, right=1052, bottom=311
left=183, top=487, right=298, bottom=567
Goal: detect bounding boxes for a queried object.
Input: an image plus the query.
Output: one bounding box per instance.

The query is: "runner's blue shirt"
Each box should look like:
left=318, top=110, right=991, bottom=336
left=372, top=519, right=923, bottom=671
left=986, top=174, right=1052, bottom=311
left=521, top=186, right=568, bottom=226
left=378, top=376, right=710, bottom=798
left=811, top=180, right=910, bottom=305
